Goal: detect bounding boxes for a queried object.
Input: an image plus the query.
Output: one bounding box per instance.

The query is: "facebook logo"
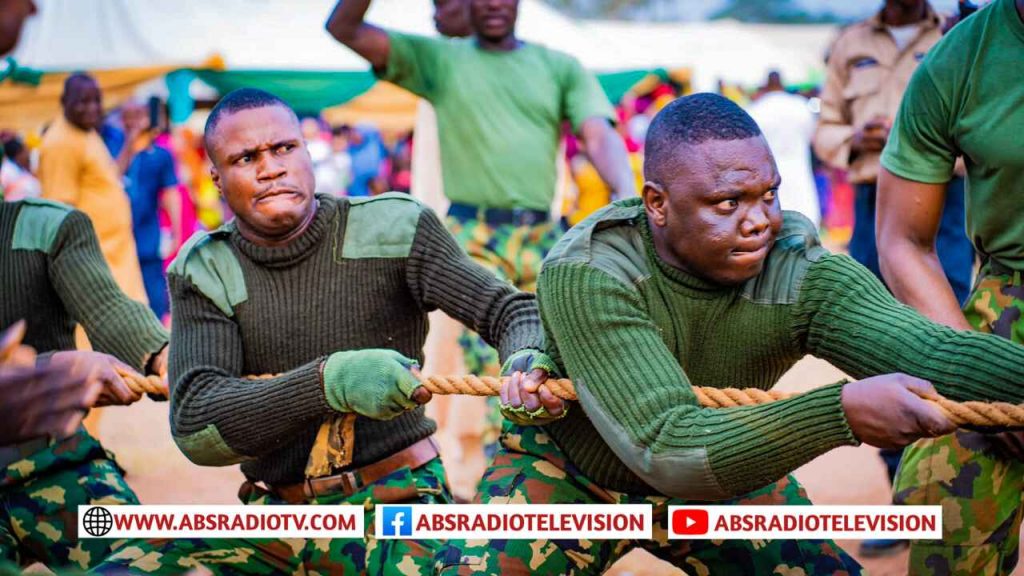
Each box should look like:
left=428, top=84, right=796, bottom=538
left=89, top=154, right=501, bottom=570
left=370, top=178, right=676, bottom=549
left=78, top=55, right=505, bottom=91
left=380, top=506, right=413, bottom=537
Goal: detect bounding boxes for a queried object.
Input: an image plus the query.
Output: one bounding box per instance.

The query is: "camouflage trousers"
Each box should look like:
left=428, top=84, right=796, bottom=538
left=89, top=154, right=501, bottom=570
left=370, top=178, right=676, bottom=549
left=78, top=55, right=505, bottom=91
left=93, top=456, right=453, bottom=575
left=434, top=425, right=862, bottom=575
left=445, top=215, right=562, bottom=449
left=0, top=428, right=138, bottom=571
left=895, top=265, right=1024, bottom=576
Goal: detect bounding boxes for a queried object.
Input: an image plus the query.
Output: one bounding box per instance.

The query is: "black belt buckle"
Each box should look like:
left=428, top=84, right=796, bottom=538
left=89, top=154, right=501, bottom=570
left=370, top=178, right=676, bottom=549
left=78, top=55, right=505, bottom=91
left=509, top=207, right=545, bottom=227
left=510, top=208, right=528, bottom=227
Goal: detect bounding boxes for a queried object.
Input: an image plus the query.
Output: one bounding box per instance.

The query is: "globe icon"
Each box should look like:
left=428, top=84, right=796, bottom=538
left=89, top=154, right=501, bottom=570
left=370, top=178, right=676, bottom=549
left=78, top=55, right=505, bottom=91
left=83, top=506, right=113, bottom=537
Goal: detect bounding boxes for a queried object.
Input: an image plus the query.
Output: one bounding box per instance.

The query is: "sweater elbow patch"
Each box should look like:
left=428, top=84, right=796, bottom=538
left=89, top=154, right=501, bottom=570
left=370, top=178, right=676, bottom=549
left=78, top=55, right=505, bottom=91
left=578, top=385, right=729, bottom=500
left=174, top=424, right=253, bottom=466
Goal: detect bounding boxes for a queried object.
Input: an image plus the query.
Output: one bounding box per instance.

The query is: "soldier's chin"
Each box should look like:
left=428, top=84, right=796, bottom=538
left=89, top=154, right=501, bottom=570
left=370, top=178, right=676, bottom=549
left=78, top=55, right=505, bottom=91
left=713, top=263, right=763, bottom=286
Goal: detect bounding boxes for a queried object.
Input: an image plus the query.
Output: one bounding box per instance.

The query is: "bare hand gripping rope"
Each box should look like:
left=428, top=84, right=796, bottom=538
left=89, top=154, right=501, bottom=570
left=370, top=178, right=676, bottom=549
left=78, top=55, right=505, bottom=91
left=107, top=366, right=1024, bottom=478
left=109, top=371, right=1024, bottom=435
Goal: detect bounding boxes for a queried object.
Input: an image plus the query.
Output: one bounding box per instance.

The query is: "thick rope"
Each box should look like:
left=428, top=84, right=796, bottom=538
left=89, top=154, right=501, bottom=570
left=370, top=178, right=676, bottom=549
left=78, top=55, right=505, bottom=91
left=0, top=320, right=28, bottom=365
left=116, top=368, right=168, bottom=396
left=419, top=375, right=1024, bottom=429
left=124, top=370, right=1024, bottom=430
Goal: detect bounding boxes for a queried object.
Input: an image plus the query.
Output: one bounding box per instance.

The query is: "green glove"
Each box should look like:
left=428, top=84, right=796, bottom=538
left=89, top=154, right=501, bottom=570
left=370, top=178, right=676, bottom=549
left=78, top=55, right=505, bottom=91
left=500, top=348, right=560, bottom=378
left=499, top=348, right=568, bottom=426
left=322, top=349, right=422, bottom=420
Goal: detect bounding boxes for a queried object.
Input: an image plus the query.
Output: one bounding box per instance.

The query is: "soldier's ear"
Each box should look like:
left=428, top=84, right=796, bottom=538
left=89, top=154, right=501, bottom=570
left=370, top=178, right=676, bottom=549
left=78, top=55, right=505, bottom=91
left=643, top=181, right=668, bottom=228
left=210, top=165, right=222, bottom=196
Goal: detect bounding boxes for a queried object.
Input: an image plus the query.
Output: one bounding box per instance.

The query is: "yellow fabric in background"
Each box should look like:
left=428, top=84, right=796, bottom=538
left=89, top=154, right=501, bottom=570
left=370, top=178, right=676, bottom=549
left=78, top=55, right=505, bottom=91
left=38, top=117, right=148, bottom=304
left=323, top=81, right=419, bottom=140
left=0, top=66, right=177, bottom=133
left=568, top=153, right=644, bottom=226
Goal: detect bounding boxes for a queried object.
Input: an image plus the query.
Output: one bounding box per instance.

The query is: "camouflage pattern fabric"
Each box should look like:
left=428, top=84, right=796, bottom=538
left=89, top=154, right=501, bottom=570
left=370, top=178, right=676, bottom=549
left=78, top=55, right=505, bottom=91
left=445, top=215, right=561, bottom=378
left=93, top=457, right=452, bottom=575
left=445, top=216, right=561, bottom=449
left=0, top=428, right=137, bottom=571
left=435, top=424, right=862, bottom=576
left=895, top=267, right=1024, bottom=576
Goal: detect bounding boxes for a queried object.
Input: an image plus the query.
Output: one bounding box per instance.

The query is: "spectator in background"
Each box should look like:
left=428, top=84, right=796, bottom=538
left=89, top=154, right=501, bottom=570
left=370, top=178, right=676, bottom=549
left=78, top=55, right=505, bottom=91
left=119, top=99, right=182, bottom=321
left=311, top=123, right=352, bottom=197
left=409, top=0, right=472, bottom=213
left=389, top=132, right=412, bottom=193
left=813, top=0, right=974, bottom=557
left=150, top=101, right=200, bottom=260
left=346, top=124, right=387, bottom=197
left=814, top=0, right=972, bottom=296
left=329, top=0, right=634, bottom=372
left=748, top=71, right=820, bottom=227
left=38, top=73, right=148, bottom=304
left=302, top=116, right=337, bottom=197
left=0, top=133, right=41, bottom=201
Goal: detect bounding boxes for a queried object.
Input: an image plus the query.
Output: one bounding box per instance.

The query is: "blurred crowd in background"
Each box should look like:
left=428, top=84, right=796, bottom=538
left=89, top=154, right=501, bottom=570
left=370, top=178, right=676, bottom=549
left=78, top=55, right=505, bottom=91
left=0, top=70, right=851, bottom=325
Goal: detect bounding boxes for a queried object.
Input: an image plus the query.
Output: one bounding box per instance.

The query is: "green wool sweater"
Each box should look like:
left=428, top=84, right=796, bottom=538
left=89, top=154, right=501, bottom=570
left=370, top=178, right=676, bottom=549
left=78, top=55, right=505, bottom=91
left=168, top=193, right=542, bottom=485
left=0, top=199, right=167, bottom=372
left=539, top=199, right=1024, bottom=500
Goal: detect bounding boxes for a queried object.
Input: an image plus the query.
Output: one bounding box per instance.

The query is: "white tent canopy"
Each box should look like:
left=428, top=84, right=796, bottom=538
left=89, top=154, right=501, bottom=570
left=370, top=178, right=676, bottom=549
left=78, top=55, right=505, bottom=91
left=584, top=20, right=837, bottom=91
left=14, top=0, right=628, bottom=72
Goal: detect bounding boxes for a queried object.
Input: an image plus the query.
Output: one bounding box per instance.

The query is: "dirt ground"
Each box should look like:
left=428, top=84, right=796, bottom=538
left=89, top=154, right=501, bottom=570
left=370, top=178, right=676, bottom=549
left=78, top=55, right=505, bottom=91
left=88, top=354, right=1024, bottom=576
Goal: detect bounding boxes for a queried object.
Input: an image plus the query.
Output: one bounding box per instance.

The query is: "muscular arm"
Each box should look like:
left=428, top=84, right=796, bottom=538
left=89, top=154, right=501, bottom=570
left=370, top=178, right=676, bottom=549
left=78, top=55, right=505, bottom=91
left=578, top=117, right=636, bottom=202
left=540, top=262, right=856, bottom=500
left=50, top=211, right=168, bottom=371
left=876, top=167, right=970, bottom=329
left=325, top=0, right=391, bottom=69
left=798, top=254, right=1024, bottom=404
left=166, top=274, right=332, bottom=466
left=406, top=208, right=544, bottom=364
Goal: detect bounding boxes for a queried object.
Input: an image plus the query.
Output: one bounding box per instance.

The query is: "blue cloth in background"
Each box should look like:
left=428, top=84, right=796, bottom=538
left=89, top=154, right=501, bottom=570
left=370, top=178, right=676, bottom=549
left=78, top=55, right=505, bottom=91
left=347, top=125, right=387, bottom=197
left=100, top=123, right=125, bottom=158
left=125, top=143, right=178, bottom=319
left=125, top=144, right=178, bottom=261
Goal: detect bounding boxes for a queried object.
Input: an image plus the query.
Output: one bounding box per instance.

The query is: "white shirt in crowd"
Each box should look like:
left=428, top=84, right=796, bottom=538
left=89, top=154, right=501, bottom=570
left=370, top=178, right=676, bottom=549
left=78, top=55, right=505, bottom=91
left=748, top=90, right=820, bottom=227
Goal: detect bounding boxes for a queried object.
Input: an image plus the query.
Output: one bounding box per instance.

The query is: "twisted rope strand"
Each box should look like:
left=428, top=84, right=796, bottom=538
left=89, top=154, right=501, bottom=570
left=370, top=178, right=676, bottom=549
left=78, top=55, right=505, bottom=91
left=115, top=367, right=168, bottom=396
left=417, top=375, right=1024, bottom=429
left=126, top=371, right=1024, bottom=429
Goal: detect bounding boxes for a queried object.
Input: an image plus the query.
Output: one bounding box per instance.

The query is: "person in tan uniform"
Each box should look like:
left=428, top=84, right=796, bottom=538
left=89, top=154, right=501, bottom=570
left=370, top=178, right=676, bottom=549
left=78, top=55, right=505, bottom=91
left=812, top=0, right=975, bottom=558
left=38, top=73, right=148, bottom=304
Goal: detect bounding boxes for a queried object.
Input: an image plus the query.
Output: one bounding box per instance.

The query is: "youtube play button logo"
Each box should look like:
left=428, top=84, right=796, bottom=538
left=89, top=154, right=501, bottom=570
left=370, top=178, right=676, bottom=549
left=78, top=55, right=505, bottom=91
left=671, top=508, right=709, bottom=536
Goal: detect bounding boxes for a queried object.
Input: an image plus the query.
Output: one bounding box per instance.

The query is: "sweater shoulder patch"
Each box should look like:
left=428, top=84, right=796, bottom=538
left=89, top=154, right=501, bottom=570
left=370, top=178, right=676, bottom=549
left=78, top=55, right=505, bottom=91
left=740, top=211, right=828, bottom=305
left=544, top=199, right=649, bottom=288
left=168, top=228, right=247, bottom=317
left=12, top=199, right=73, bottom=253
left=341, top=192, right=425, bottom=259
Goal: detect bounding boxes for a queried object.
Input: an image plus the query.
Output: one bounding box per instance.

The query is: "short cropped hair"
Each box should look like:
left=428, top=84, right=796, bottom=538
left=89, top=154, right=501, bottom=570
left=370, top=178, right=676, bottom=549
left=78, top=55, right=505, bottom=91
left=203, top=88, right=295, bottom=154
left=643, top=93, right=762, bottom=184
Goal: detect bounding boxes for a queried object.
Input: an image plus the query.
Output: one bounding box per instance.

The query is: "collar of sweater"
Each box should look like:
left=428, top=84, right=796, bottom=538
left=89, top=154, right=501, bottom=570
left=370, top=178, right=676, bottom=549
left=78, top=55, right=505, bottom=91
left=639, top=217, right=738, bottom=298
left=230, top=194, right=337, bottom=268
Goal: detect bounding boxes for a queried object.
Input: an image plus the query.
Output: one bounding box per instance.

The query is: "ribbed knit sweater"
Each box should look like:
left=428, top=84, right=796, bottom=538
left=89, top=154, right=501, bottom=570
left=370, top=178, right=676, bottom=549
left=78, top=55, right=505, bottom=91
left=538, top=198, right=1024, bottom=500
left=0, top=199, right=167, bottom=373
left=167, top=193, right=542, bottom=485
